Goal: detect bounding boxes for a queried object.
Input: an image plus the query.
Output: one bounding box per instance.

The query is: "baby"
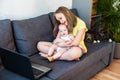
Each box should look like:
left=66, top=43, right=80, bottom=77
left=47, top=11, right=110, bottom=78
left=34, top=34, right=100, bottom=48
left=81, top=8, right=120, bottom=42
left=41, top=24, right=74, bottom=62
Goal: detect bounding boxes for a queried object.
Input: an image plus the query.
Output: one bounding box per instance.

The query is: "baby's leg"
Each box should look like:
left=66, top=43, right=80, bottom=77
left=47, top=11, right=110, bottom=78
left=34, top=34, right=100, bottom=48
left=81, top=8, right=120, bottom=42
left=45, top=48, right=66, bottom=62
left=46, top=48, right=66, bottom=62
left=52, top=48, right=67, bottom=60
left=48, top=44, right=57, bottom=56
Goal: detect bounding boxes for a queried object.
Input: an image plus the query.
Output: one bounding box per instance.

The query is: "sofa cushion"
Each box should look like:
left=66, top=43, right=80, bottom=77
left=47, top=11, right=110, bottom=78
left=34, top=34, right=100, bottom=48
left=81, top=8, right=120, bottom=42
left=0, top=19, right=16, bottom=51
left=12, top=14, right=54, bottom=55
left=0, top=69, right=29, bottom=80
left=70, top=8, right=79, bottom=17
left=30, top=41, right=113, bottom=80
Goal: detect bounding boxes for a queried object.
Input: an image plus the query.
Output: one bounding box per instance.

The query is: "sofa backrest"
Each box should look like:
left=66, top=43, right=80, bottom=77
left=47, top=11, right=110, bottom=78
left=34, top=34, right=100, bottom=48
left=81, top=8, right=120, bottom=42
left=12, top=14, right=54, bottom=56
left=70, top=8, right=79, bottom=17
left=0, top=8, right=79, bottom=56
left=0, top=19, right=17, bottom=64
left=0, top=19, right=16, bottom=51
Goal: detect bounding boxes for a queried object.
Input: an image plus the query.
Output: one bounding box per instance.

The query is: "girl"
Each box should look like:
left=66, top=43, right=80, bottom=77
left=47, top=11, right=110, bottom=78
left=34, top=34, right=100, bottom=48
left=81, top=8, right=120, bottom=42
left=37, top=6, right=88, bottom=61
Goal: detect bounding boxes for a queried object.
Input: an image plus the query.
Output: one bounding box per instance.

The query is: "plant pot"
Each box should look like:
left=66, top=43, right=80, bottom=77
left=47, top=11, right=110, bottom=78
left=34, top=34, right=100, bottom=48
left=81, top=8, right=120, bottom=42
left=114, top=42, right=120, bottom=59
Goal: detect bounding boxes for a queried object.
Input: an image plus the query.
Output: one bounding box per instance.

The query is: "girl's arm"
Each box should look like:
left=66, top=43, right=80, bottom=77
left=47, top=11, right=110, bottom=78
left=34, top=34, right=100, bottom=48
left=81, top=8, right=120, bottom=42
left=69, top=34, right=74, bottom=41
left=70, top=28, right=86, bottom=46
left=55, top=28, right=86, bottom=47
left=54, top=28, right=86, bottom=47
left=53, top=32, right=60, bottom=44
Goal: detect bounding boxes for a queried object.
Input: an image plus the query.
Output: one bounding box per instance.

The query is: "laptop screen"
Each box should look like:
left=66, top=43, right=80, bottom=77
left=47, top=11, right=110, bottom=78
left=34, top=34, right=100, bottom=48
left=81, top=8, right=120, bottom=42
left=0, top=48, right=51, bottom=80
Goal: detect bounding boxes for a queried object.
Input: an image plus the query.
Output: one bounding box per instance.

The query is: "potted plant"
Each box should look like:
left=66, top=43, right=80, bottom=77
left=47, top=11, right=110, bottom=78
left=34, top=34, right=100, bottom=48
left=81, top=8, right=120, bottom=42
left=96, top=0, right=120, bottom=58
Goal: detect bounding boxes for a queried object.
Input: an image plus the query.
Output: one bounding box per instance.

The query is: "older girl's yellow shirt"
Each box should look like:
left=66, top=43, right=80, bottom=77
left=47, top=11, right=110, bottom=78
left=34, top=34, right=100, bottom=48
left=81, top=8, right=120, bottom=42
left=72, top=17, right=88, bottom=53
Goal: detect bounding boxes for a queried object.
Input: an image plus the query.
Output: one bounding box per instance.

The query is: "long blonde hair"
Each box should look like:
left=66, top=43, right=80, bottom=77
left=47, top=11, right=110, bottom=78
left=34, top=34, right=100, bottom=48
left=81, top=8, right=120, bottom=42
left=53, top=6, right=77, bottom=37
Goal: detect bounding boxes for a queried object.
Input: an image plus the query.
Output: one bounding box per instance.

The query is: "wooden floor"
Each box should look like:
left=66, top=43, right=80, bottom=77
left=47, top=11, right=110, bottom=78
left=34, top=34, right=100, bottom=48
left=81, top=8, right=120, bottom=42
left=90, top=59, right=120, bottom=80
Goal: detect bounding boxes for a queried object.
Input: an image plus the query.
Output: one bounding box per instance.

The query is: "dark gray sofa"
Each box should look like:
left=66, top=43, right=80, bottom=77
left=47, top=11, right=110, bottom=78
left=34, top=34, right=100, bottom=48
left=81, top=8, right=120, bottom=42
left=0, top=9, right=114, bottom=80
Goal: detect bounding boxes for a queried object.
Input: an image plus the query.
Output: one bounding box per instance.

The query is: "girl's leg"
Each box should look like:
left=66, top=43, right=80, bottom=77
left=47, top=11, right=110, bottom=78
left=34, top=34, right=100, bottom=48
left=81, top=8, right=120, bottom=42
left=59, top=47, right=82, bottom=61
left=37, top=41, right=52, bottom=55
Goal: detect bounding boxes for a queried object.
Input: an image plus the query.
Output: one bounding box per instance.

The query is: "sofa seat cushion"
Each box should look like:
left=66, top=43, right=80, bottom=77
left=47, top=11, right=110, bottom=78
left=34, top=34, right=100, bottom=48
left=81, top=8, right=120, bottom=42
left=0, top=69, right=29, bottom=80
left=0, top=19, right=16, bottom=51
left=30, top=54, right=78, bottom=80
left=0, top=68, right=52, bottom=80
left=82, top=40, right=113, bottom=60
left=12, top=15, right=54, bottom=55
left=30, top=41, right=113, bottom=80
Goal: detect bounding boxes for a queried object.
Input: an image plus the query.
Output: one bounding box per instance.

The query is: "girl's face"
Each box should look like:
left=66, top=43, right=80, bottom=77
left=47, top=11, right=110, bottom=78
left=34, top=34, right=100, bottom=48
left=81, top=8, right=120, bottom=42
left=59, top=25, right=68, bottom=36
left=55, top=13, right=67, bottom=26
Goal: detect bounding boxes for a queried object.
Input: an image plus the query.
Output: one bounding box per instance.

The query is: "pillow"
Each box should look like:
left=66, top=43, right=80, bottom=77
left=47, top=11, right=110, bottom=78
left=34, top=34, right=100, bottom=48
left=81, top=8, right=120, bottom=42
left=12, top=14, right=54, bottom=56
left=0, top=19, right=16, bottom=51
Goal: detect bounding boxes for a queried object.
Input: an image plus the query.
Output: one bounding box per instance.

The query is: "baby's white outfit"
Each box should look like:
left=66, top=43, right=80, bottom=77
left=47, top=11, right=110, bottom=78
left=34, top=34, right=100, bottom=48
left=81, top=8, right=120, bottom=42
left=56, top=35, right=71, bottom=52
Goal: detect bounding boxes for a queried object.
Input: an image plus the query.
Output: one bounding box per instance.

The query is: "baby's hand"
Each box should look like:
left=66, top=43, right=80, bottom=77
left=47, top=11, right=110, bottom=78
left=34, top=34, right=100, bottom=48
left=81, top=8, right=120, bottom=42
left=53, top=38, right=60, bottom=44
left=65, top=40, right=72, bottom=46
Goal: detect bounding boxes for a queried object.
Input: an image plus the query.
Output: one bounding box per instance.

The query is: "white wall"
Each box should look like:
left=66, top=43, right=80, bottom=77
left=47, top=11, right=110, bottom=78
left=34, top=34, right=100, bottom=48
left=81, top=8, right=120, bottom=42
left=72, top=0, right=92, bottom=29
left=0, top=0, right=72, bottom=20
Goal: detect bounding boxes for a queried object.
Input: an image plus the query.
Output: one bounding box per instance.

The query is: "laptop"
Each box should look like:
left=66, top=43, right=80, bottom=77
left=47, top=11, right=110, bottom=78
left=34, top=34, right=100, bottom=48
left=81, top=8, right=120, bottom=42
left=0, top=47, right=51, bottom=80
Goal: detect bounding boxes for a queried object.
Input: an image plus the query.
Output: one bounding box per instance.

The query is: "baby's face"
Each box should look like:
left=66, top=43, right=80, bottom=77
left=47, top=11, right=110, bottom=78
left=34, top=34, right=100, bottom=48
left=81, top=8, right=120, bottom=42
left=59, top=24, right=68, bottom=36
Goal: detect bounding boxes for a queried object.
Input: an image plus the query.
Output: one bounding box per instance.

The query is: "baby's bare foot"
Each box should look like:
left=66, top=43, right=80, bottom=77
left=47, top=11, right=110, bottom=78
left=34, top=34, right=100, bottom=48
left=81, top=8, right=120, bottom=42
left=48, top=56, right=54, bottom=62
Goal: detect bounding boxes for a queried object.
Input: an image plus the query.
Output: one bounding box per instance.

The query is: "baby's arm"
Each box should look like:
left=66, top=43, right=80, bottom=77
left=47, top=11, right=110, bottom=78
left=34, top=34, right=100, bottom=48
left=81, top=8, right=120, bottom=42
left=48, top=44, right=57, bottom=56
left=53, top=37, right=65, bottom=44
left=66, top=34, right=74, bottom=43
left=63, top=34, right=74, bottom=47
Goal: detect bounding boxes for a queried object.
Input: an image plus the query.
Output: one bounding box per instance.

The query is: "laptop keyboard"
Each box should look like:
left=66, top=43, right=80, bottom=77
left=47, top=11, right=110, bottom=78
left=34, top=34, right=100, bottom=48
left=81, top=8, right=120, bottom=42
left=32, top=67, right=44, bottom=76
